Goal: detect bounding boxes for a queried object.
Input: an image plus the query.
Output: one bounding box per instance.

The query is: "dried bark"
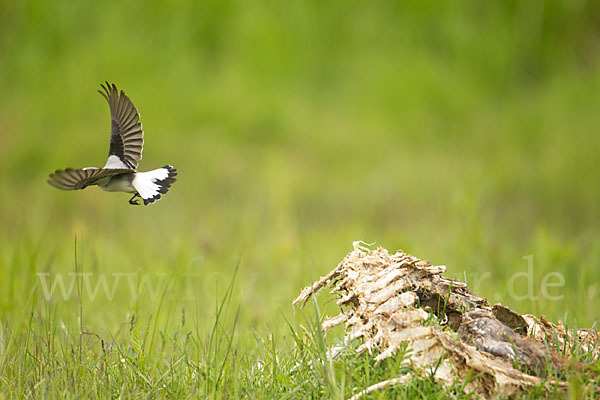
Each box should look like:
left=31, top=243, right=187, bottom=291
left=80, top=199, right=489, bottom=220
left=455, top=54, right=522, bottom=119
left=293, top=242, right=599, bottom=398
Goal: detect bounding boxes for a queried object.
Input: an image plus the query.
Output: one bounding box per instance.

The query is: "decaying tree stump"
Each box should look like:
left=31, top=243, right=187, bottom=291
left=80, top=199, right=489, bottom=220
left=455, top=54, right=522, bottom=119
left=293, top=242, right=599, bottom=398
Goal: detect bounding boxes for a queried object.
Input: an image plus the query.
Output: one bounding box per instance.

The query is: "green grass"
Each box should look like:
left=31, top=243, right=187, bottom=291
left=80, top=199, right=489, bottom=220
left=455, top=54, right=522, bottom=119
left=1, top=1, right=600, bottom=398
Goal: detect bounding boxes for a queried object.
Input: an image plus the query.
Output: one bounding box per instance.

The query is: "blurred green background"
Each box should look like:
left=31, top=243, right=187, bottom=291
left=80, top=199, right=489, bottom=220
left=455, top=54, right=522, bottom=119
left=1, top=0, right=599, bottom=336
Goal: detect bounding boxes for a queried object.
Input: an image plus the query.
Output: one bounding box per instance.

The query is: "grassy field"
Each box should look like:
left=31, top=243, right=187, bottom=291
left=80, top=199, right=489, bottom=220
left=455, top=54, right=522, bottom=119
left=1, top=1, right=600, bottom=398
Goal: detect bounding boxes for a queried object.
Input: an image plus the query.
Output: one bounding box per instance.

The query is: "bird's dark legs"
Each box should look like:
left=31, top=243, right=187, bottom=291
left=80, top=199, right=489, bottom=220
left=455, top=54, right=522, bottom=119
left=129, top=193, right=141, bottom=205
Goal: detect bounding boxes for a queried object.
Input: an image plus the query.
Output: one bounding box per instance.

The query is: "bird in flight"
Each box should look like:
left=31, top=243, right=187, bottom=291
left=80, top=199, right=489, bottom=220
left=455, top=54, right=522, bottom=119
left=48, top=82, right=177, bottom=205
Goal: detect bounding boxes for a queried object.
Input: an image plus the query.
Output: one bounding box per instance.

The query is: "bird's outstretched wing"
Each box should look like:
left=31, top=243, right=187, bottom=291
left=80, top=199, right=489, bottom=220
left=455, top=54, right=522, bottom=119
left=47, top=168, right=131, bottom=190
left=98, top=82, right=144, bottom=170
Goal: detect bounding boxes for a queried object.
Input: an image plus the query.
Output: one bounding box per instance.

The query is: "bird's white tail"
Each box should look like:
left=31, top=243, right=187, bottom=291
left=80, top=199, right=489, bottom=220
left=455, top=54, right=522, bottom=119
left=132, top=165, right=177, bottom=205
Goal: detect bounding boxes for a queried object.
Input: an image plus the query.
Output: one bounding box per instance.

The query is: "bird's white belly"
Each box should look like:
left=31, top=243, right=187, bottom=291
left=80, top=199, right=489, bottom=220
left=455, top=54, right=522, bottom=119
left=97, top=173, right=136, bottom=193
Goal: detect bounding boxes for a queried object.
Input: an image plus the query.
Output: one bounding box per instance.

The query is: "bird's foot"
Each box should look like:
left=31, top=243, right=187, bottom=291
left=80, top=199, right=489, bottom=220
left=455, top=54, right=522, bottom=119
left=129, top=193, right=141, bottom=206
